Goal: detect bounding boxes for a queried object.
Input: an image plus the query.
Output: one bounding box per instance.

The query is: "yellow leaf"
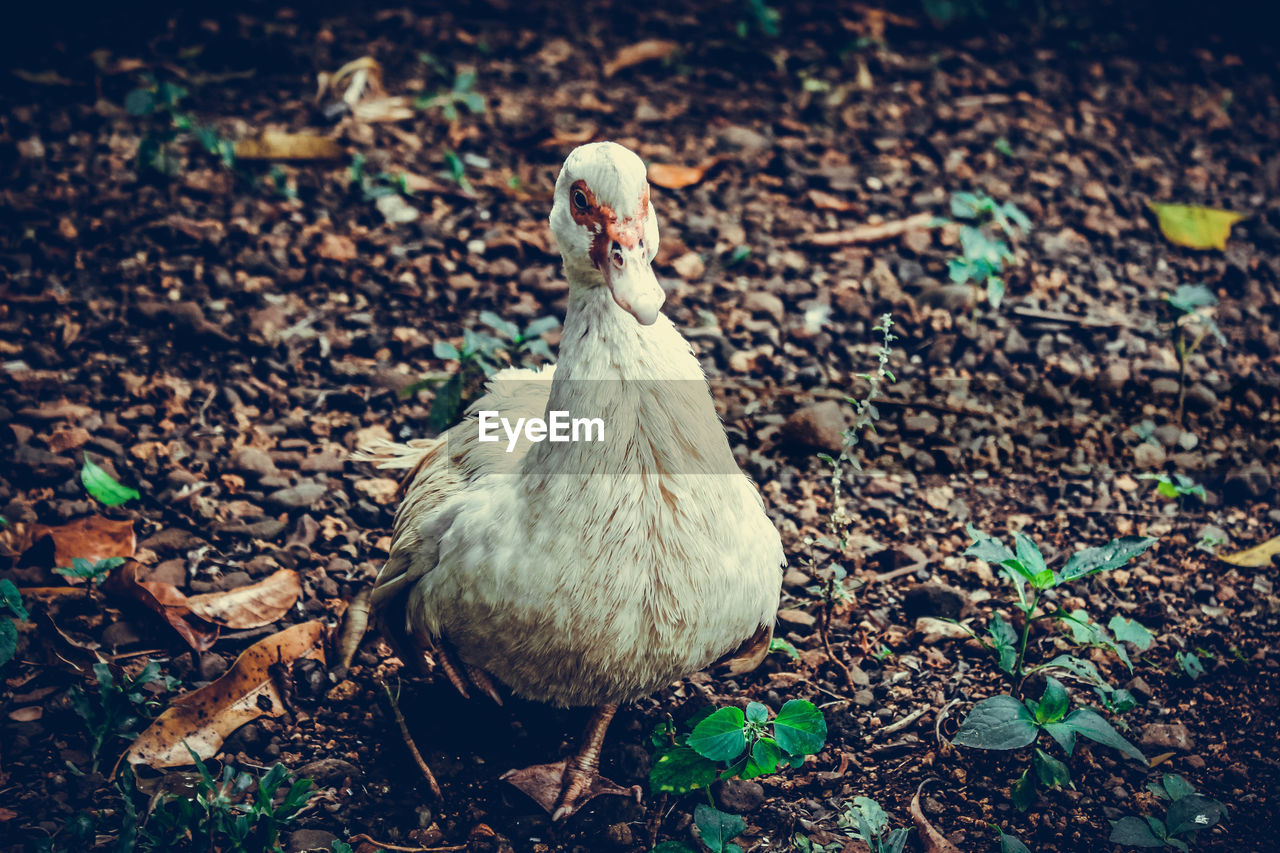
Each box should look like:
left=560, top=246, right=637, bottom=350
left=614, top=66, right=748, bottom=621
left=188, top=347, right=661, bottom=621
left=648, top=158, right=719, bottom=190
left=1221, top=533, right=1280, bottom=567
left=233, top=132, right=344, bottom=161
left=1146, top=202, right=1247, bottom=251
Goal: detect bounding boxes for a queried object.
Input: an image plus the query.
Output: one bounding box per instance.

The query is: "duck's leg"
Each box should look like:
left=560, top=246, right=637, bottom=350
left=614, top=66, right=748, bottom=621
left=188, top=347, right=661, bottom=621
left=502, top=703, right=642, bottom=821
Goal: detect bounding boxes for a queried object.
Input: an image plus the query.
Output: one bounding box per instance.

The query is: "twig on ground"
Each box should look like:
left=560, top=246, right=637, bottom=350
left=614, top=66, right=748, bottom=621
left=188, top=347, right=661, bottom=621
left=805, top=212, right=934, bottom=247
left=347, top=835, right=466, bottom=852
left=379, top=680, right=443, bottom=800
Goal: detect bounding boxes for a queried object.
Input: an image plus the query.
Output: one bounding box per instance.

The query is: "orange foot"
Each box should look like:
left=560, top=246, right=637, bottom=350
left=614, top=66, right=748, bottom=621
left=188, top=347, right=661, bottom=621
left=502, top=760, right=641, bottom=821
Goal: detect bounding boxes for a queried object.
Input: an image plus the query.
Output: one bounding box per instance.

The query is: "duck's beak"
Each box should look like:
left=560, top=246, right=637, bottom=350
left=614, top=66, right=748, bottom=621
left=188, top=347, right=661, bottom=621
left=604, top=241, right=664, bottom=325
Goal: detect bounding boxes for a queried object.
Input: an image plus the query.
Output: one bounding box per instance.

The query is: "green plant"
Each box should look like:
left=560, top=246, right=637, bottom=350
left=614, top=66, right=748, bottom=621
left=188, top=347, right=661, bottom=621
left=1163, top=285, right=1224, bottom=421
left=964, top=525, right=1157, bottom=686
left=70, top=660, right=177, bottom=773
left=126, top=745, right=315, bottom=852
left=837, top=797, right=911, bottom=853
left=1139, top=473, right=1206, bottom=503
left=55, top=556, right=125, bottom=588
left=1, top=578, right=28, bottom=669
left=82, top=454, right=140, bottom=505
left=1175, top=650, right=1205, bottom=680
left=1111, top=774, right=1226, bottom=849
left=348, top=153, right=411, bottom=202
left=953, top=676, right=1146, bottom=811
left=651, top=701, right=825, bottom=853
left=736, top=0, right=781, bottom=37
left=443, top=149, right=474, bottom=193
left=993, top=824, right=1033, bottom=852
left=414, top=69, right=485, bottom=120
left=947, top=190, right=1031, bottom=309
left=650, top=700, right=827, bottom=795
left=478, top=311, right=560, bottom=362
left=125, top=74, right=235, bottom=176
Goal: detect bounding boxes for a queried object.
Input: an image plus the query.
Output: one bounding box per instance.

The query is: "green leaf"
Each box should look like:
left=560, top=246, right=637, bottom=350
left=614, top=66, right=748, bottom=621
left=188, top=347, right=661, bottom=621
left=1161, top=774, right=1196, bottom=801
left=478, top=310, right=520, bottom=342
left=124, top=88, right=155, bottom=116
left=1033, top=748, right=1070, bottom=789
left=1167, top=283, right=1218, bottom=313
left=688, top=707, right=747, bottom=762
left=995, top=825, right=1032, bottom=853
left=1166, top=793, right=1225, bottom=835
left=1061, top=537, right=1157, bottom=581
left=694, top=804, right=745, bottom=853
left=523, top=316, right=560, bottom=339
left=1010, top=767, right=1037, bottom=812
left=81, top=456, right=140, bottom=506
left=426, top=372, right=464, bottom=433
left=1147, top=202, right=1247, bottom=251
left=1063, top=708, right=1145, bottom=762
left=987, top=275, right=1005, bottom=309
left=964, top=525, right=1016, bottom=564
left=1108, top=616, right=1154, bottom=652
left=649, top=844, right=697, bottom=853
left=772, top=700, right=826, bottom=756
left=745, top=702, right=769, bottom=724
left=1036, top=677, right=1069, bottom=724
left=1036, top=654, right=1108, bottom=689
left=649, top=746, right=718, bottom=794
left=953, top=695, right=1039, bottom=751
left=0, top=618, right=16, bottom=668
left=951, top=191, right=986, bottom=220
left=1176, top=650, right=1205, bottom=680
left=988, top=613, right=1018, bottom=674
left=769, top=637, right=800, bottom=660
left=1, top=579, right=28, bottom=620
left=1109, top=816, right=1165, bottom=847
left=741, top=738, right=785, bottom=779
left=850, top=797, right=890, bottom=838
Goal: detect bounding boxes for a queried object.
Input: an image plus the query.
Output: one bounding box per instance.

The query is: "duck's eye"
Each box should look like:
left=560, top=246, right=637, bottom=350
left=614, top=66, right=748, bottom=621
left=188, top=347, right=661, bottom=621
left=572, top=189, right=588, bottom=211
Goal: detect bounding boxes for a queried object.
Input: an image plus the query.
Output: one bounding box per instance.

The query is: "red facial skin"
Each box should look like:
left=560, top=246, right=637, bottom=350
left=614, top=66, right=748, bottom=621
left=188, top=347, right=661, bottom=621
left=568, top=179, right=650, bottom=271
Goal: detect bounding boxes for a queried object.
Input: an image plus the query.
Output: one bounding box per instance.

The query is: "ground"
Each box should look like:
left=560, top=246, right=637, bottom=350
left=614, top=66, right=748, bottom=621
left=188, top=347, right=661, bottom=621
left=1, top=1, right=1278, bottom=851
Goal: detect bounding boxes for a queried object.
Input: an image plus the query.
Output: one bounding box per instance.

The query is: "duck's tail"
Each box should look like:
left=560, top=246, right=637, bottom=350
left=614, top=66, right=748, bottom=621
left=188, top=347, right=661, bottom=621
left=350, top=437, right=441, bottom=471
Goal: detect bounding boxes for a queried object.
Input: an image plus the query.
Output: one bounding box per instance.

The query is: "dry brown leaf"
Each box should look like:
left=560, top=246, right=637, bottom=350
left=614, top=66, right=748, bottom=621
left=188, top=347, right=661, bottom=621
left=185, top=569, right=301, bottom=630
left=29, top=516, right=136, bottom=568
left=807, top=189, right=855, bottom=212
left=1221, top=534, right=1280, bottom=567
left=648, top=158, right=718, bottom=190
left=104, top=561, right=218, bottom=652
left=124, top=621, right=326, bottom=769
left=334, top=588, right=372, bottom=678
left=603, top=39, right=680, bottom=77
left=233, top=133, right=344, bottom=162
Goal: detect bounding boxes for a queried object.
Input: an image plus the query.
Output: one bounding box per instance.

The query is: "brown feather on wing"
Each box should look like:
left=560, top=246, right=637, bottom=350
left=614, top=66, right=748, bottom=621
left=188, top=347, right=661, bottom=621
left=711, top=622, right=774, bottom=675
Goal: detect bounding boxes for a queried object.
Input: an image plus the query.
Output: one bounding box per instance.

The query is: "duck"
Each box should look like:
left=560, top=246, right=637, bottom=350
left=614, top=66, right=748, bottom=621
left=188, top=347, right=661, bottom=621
left=360, top=141, right=784, bottom=820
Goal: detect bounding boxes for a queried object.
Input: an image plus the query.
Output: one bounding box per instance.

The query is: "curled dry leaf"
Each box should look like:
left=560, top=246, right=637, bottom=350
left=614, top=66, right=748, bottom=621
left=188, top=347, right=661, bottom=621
left=1221, top=533, right=1280, bottom=567
left=602, top=39, right=679, bottom=78
left=233, top=132, right=344, bottom=161
left=334, top=588, right=372, bottom=678
left=104, top=561, right=218, bottom=652
left=29, top=516, right=136, bottom=569
left=185, top=569, right=302, bottom=630
left=647, top=158, right=719, bottom=190
left=124, top=620, right=326, bottom=770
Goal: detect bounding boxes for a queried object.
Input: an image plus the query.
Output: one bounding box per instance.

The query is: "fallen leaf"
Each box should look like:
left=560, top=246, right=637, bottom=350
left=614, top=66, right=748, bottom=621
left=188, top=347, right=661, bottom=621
left=46, top=426, right=91, bottom=453
left=647, top=158, right=718, bottom=190
left=81, top=455, right=141, bottom=506
left=603, top=39, right=679, bottom=78
left=807, top=189, right=854, bottom=212
left=185, top=569, right=301, bottom=630
left=317, top=233, right=358, bottom=262
left=1146, top=202, right=1247, bottom=250
left=103, top=561, right=217, bottom=652
left=233, top=133, right=344, bottom=161
left=29, top=516, right=136, bottom=568
left=1221, top=534, right=1280, bottom=567
left=124, top=621, right=326, bottom=769
left=9, top=706, right=42, bottom=722
left=334, top=588, right=371, bottom=678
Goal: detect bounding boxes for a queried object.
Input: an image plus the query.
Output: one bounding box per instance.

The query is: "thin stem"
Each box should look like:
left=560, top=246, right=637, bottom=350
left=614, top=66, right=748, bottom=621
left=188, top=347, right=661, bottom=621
left=1014, top=592, right=1040, bottom=693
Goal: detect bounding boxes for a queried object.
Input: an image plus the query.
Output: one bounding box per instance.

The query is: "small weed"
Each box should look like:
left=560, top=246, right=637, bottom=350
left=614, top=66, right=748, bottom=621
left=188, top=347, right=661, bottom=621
left=1130, top=420, right=1161, bottom=447
left=947, top=190, right=1031, bottom=310
left=121, top=745, right=315, bottom=852
left=953, top=676, right=1146, bottom=811
left=125, top=74, right=235, bottom=177
left=1111, top=773, right=1227, bottom=849
left=650, top=701, right=824, bottom=853
left=994, top=824, right=1033, bottom=852
left=964, top=525, right=1157, bottom=687
left=55, top=556, right=124, bottom=588
left=1139, top=472, right=1206, bottom=503
left=414, top=69, right=485, bottom=120
left=736, top=0, right=781, bottom=38
left=1175, top=650, right=1205, bottom=681
left=348, top=153, right=411, bottom=202
left=1163, top=284, right=1224, bottom=422
left=443, top=149, right=474, bottom=193
left=794, top=796, right=912, bottom=853
left=0, top=578, right=28, bottom=669
left=70, top=660, right=177, bottom=774
left=769, top=636, right=800, bottom=660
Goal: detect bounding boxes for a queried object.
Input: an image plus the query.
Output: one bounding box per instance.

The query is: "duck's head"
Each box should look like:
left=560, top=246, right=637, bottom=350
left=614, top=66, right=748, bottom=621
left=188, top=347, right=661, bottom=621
left=550, top=142, right=663, bottom=325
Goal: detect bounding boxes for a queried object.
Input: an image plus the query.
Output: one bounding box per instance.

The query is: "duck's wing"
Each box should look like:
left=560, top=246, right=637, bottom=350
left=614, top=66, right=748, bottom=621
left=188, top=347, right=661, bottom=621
left=356, top=364, right=555, bottom=648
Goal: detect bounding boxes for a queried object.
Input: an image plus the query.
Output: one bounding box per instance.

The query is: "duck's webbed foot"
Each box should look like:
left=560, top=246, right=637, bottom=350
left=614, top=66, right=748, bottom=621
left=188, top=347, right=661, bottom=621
left=502, top=703, right=641, bottom=821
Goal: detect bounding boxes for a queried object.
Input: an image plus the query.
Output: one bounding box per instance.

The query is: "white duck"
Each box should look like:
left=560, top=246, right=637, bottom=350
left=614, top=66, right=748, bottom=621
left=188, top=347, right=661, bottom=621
left=362, top=142, right=784, bottom=820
